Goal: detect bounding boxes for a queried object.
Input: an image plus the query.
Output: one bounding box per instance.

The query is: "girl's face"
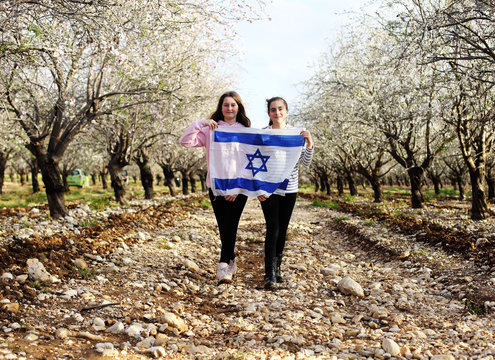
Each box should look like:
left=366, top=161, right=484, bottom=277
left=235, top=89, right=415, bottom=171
left=222, top=96, right=239, bottom=123
left=268, top=99, right=288, bottom=128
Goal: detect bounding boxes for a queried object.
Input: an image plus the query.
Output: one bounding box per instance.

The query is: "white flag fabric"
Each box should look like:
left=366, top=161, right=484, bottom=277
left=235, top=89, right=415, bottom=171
left=209, top=127, right=305, bottom=197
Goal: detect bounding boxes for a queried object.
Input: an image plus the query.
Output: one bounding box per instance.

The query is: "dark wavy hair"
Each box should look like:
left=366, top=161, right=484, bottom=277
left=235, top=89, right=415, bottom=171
left=266, top=96, right=288, bottom=126
left=209, top=91, right=251, bottom=127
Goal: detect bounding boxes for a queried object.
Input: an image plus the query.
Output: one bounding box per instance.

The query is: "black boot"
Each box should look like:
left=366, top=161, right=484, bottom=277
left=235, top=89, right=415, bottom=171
left=264, top=257, right=277, bottom=289
left=275, top=255, right=283, bottom=283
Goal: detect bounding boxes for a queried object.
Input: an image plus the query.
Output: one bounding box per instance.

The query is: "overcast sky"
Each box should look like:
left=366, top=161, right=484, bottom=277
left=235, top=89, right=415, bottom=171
left=232, top=0, right=372, bottom=128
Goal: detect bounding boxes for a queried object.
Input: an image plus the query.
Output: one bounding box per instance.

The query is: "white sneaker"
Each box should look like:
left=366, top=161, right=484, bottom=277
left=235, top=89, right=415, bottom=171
left=228, top=258, right=237, bottom=277
left=216, top=262, right=232, bottom=282
left=216, top=258, right=237, bottom=283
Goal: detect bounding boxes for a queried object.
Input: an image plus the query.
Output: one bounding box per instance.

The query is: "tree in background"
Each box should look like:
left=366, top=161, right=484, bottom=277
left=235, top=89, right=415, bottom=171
left=395, top=0, right=495, bottom=218
left=301, top=26, right=453, bottom=208
left=0, top=0, right=266, bottom=217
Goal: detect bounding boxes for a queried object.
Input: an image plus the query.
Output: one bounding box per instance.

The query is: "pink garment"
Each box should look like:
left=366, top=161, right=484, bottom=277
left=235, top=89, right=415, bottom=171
left=179, top=119, right=246, bottom=188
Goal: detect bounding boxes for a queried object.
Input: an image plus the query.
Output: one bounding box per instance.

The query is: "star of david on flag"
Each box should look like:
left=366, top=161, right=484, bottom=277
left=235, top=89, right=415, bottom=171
left=245, top=149, right=270, bottom=176
left=209, top=127, right=305, bottom=197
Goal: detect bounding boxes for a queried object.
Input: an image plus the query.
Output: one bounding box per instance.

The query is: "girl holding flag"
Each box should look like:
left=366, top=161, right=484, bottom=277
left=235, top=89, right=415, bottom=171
left=179, top=91, right=251, bottom=283
left=257, top=97, right=314, bottom=289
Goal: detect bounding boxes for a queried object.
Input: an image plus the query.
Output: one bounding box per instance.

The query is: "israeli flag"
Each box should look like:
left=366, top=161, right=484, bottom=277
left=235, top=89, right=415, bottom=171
left=209, top=127, right=305, bottom=197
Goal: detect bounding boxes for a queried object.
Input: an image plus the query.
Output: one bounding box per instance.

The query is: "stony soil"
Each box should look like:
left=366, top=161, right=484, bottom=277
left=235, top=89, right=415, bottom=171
left=1, top=193, right=495, bottom=360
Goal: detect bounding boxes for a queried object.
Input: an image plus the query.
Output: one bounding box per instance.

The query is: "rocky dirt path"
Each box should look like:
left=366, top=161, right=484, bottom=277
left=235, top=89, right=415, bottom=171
left=1, top=195, right=495, bottom=359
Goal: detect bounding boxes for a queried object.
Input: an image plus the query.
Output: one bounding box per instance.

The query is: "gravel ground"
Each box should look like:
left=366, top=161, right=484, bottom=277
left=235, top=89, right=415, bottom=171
left=1, top=194, right=495, bottom=359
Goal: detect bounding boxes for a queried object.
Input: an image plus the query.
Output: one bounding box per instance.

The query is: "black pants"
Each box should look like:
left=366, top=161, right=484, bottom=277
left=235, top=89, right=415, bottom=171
left=209, top=189, right=247, bottom=263
left=260, top=193, right=297, bottom=259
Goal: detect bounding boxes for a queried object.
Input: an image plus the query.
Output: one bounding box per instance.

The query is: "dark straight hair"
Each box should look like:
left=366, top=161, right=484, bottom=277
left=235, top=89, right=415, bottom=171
left=266, top=96, right=288, bottom=125
left=209, top=91, right=251, bottom=127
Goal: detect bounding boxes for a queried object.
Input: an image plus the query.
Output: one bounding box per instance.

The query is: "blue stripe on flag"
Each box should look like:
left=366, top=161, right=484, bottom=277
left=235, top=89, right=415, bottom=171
left=214, top=178, right=289, bottom=192
left=214, top=131, right=304, bottom=147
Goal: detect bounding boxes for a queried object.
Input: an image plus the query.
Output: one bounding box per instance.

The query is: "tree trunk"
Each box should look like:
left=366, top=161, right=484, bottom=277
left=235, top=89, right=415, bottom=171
left=189, top=174, right=196, bottom=193
left=356, top=159, right=384, bottom=203
left=107, top=164, right=126, bottom=205
left=135, top=149, right=154, bottom=200
left=487, top=173, right=495, bottom=200
left=320, top=173, right=331, bottom=195
left=100, top=171, right=108, bottom=189
left=196, top=171, right=207, bottom=192
left=0, top=150, right=10, bottom=195
left=140, top=166, right=154, bottom=199
left=91, top=173, right=97, bottom=185
left=61, top=169, right=70, bottom=192
left=468, top=167, right=488, bottom=220
left=314, top=178, right=320, bottom=193
left=29, top=157, right=40, bottom=193
left=0, top=167, right=4, bottom=195
left=27, top=144, right=67, bottom=218
left=324, top=180, right=331, bottom=195
left=430, top=175, right=441, bottom=195
left=455, top=176, right=465, bottom=201
left=180, top=170, right=189, bottom=195
left=370, top=177, right=383, bottom=203
left=160, top=166, right=176, bottom=196
left=106, top=132, right=132, bottom=204
left=346, top=173, right=358, bottom=196
left=336, top=175, right=344, bottom=196
left=166, top=177, right=176, bottom=196
left=407, top=166, right=425, bottom=209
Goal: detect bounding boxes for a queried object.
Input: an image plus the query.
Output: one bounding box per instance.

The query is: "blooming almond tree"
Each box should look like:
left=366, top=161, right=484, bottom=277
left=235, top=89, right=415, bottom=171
left=394, top=0, right=495, bottom=219
left=300, top=42, right=395, bottom=203
left=353, top=29, right=454, bottom=208
left=0, top=110, right=21, bottom=194
left=0, top=0, right=266, bottom=217
left=301, top=23, right=455, bottom=208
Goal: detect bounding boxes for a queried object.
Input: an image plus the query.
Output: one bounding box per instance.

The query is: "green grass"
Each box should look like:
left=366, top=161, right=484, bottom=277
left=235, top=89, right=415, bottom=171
left=343, top=194, right=355, bottom=202
left=66, top=187, right=118, bottom=210
left=464, top=289, right=487, bottom=315
left=363, top=218, right=376, bottom=226
left=312, top=199, right=339, bottom=209
left=79, top=218, right=103, bottom=227
left=465, top=298, right=486, bottom=315
left=76, top=266, right=96, bottom=278
left=25, top=191, right=48, bottom=205
left=424, top=188, right=459, bottom=197
left=0, top=180, right=471, bottom=214
left=85, top=196, right=114, bottom=211
left=370, top=204, right=387, bottom=216
left=0, top=190, right=49, bottom=208
left=385, top=187, right=411, bottom=194
left=299, top=183, right=315, bottom=193
left=0, top=181, right=164, bottom=210
left=29, top=279, right=49, bottom=290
